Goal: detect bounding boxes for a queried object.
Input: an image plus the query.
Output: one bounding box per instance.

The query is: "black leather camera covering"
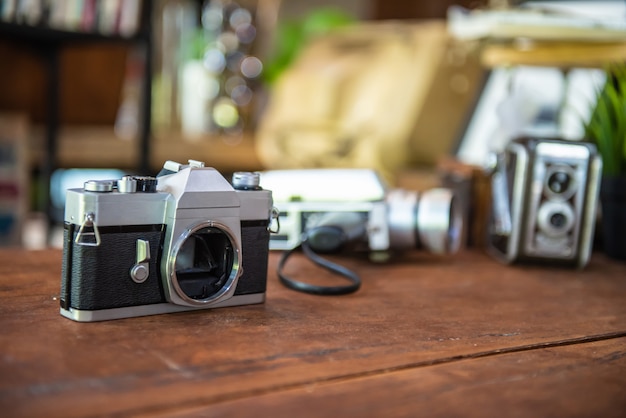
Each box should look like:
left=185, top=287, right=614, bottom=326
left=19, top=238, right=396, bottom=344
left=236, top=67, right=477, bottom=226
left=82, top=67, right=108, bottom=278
left=61, top=223, right=167, bottom=311
left=236, top=220, right=270, bottom=295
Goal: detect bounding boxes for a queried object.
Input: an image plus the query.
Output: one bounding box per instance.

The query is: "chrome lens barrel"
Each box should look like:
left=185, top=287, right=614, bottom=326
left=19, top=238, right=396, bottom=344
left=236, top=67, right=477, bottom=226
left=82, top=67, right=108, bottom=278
left=417, top=188, right=462, bottom=254
left=387, top=188, right=462, bottom=254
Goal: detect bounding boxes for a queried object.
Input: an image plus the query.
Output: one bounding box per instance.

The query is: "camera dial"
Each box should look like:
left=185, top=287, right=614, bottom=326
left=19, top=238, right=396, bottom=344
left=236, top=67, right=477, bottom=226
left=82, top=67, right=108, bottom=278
left=134, top=176, right=158, bottom=193
left=117, top=176, right=137, bottom=193
left=84, top=180, right=114, bottom=192
left=84, top=177, right=158, bottom=193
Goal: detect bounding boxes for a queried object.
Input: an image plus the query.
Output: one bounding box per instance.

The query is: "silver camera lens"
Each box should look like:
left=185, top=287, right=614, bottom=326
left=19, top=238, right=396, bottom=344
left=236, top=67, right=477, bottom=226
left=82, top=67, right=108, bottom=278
left=537, top=201, right=575, bottom=237
left=169, top=222, right=241, bottom=305
left=387, top=188, right=462, bottom=254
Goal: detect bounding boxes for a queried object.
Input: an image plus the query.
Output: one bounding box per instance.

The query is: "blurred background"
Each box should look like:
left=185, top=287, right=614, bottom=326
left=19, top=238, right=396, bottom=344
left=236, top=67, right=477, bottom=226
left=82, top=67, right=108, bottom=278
left=0, top=0, right=624, bottom=248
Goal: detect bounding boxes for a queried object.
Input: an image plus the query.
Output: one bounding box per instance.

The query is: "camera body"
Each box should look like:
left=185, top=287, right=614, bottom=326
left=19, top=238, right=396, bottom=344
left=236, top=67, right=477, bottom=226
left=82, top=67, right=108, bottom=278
left=261, top=169, right=462, bottom=258
left=60, top=160, right=274, bottom=322
left=488, top=137, right=602, bottom=268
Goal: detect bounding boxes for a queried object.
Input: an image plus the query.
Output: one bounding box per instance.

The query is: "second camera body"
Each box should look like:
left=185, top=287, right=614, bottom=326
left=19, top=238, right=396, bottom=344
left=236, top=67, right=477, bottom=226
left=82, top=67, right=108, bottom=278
left=488, top=137, right=602, bottom=268
left=261, top=168, right=462, bottom=259
left=60, top=160, right=274, bottom=322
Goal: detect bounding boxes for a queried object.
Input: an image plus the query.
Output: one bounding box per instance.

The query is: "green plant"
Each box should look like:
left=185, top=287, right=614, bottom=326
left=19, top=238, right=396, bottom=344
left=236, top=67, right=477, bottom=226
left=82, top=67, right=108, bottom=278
left=584, top=64, right=626, bottom=177
left=180, top=28, right=215, bottom=62
left=262, top=7, right=355, bottom=85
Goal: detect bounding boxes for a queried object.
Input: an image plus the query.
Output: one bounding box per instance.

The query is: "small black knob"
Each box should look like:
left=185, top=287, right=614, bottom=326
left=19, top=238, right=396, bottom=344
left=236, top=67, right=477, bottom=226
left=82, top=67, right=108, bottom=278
left=134, top=176, right=158, bottom=193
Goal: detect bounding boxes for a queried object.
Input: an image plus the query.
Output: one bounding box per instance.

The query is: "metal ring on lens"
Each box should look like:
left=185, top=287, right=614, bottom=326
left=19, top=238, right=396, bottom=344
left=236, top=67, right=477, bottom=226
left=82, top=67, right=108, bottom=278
left=168, top=220, right=241, bottom=306
left=537, top=201, right=575, bottom=238
left=544, top=164, right=577, bottom=201
left=386, top=189, right=419, bottom=250
left=416, top=188, right=462, bottom=254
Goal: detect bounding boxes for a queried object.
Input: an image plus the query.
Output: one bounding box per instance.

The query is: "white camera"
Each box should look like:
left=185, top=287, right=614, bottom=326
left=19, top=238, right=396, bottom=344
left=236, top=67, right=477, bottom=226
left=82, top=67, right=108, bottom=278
left=261, top=169, right=462, bottom=259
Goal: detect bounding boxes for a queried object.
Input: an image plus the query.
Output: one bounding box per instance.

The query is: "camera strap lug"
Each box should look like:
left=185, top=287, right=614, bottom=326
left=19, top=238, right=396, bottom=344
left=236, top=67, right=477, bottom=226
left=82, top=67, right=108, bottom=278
left=269, top=207, right=280, bottom=233
left=74, top=212, right=101, bottom=247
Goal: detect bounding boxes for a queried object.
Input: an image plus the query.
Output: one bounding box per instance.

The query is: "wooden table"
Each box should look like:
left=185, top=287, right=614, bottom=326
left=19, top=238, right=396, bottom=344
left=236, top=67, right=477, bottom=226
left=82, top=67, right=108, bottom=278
left=1, top=248, right=625, bottom=417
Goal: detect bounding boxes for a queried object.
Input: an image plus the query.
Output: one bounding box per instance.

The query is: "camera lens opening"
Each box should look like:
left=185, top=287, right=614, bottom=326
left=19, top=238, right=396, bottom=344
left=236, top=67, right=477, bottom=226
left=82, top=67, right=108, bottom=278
left=170, top=222, right=240, bottom=305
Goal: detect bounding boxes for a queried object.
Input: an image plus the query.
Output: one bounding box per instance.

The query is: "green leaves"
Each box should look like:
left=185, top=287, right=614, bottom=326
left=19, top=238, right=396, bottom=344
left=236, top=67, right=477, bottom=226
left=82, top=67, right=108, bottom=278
left=585, top=63, right=626, bottom=177
left=262, top=8, right=356, bottom=85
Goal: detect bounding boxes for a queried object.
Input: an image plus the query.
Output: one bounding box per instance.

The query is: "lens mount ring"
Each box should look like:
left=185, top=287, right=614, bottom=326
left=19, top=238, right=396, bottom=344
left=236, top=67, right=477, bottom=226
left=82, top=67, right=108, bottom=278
left=168, top=220, right=241, bottom=306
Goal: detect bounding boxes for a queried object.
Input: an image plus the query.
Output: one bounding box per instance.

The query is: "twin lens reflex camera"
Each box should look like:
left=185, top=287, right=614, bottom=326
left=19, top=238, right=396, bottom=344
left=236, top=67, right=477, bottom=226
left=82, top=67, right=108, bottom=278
left=488, top=137, right=602, bottom=268
left=60, top=160, right=274, bottom=322
left=260, top=168, right=463, bottom=259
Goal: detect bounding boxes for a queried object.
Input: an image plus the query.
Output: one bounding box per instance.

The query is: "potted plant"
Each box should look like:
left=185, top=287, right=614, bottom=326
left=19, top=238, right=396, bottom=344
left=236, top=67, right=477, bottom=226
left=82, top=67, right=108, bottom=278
left=584, top=63, right=626, bottom=260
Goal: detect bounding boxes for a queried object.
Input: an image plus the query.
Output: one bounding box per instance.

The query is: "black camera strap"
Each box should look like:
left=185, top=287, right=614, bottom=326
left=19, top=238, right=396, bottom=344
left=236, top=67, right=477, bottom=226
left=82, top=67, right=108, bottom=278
left=277, top=236, right=361, bottom=296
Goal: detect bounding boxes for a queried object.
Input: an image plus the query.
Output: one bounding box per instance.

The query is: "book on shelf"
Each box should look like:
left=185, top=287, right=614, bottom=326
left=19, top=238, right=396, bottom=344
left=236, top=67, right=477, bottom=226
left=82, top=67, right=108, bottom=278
left=448, top=3, right=626, bottom=42
left=0, top=112, right=29, bottom=247
left=0, top=0, right=144, bottom=38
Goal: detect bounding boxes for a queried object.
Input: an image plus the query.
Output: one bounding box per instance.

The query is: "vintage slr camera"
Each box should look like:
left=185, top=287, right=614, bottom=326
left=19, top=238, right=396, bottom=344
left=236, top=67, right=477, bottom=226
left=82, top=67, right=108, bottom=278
left=488, top=137, right=602, bottom=268
left=60, top=160, right=274, bottom=322
left=260, top=169, right=462, bottom=258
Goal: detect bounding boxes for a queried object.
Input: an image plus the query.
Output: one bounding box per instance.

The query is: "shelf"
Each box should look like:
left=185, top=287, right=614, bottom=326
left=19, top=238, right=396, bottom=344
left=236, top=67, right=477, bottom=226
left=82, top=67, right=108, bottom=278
left=0, top=3, right=153, bottom=221
left=481, top=41, right=626, bottom=68
left=28, top=125, right=263, bottom=174
left=0, top=21, right=147, bottom=45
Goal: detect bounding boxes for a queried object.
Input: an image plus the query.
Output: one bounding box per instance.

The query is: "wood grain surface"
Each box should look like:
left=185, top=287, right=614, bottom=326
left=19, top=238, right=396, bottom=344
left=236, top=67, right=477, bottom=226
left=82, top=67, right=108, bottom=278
left=0, top=249, right=625, bottom=417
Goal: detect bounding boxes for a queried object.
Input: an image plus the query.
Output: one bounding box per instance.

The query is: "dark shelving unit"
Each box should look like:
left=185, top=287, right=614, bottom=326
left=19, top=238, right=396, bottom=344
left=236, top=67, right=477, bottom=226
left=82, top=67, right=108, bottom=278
left=0, top=1, right=153, bottom=227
